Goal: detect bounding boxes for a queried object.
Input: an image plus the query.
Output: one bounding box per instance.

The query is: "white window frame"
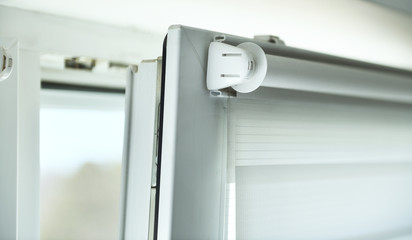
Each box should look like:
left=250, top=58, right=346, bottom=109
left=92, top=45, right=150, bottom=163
left=0, top=6, right=160, bottom=239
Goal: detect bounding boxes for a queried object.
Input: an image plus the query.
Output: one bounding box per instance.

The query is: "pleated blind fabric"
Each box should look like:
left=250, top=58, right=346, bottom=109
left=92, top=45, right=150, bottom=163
left=227, top=87, right=412, bottom=240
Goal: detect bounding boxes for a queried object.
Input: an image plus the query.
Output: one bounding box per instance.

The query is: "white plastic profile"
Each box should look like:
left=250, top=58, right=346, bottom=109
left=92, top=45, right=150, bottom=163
left=206, top=42, right=412, bottom=103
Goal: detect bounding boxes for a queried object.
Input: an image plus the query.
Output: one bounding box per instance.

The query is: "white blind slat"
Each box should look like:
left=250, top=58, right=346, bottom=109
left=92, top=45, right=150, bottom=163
left=227, top=87, right=412, bottom=239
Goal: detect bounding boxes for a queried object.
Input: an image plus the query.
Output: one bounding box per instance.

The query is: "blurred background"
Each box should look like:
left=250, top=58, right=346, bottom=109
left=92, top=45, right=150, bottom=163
left=1, top=0, right=411, bottom=239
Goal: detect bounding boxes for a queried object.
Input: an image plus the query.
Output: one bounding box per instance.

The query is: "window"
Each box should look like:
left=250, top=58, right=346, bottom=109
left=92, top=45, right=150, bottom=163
left=40, top=89, right=125, bottom=240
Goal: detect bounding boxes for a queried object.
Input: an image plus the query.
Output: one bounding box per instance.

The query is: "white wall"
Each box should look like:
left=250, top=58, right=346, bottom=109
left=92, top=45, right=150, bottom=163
left=1, top=0, right=412, bottom=70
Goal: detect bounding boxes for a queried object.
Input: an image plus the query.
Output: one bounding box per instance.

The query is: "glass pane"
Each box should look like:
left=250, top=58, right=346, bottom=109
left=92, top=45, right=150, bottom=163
left=40, top=89, right=125, bottom=240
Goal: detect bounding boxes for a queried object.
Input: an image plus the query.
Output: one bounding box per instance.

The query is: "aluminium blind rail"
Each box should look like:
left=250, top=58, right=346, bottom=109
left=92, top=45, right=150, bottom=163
left=206, top=40, right=412, bottom=104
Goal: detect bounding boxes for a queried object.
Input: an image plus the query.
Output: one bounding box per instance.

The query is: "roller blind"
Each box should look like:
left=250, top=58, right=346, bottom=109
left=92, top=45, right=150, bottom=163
left=226, top=87, right=412, bottom=239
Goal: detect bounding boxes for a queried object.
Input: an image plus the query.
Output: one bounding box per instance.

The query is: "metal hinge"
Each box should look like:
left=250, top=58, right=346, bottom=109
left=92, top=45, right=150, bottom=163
left=253, top=35, right=286, bottom=46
